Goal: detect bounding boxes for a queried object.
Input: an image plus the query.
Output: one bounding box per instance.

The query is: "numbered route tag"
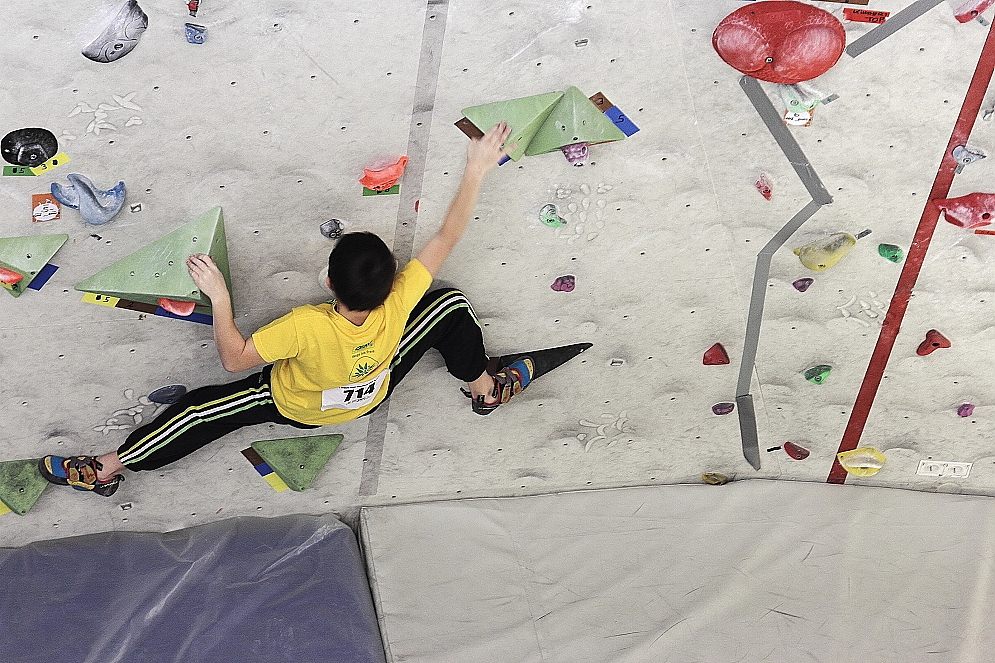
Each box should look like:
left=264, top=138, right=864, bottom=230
left=29, top=152, right=70, bottom=176
left=31, top=194, right=60, bottom=222
left=81, top=292, right=121, bottom=307
left=2, top=165, right=35, bottom=176
left=784, top=110, right=813, bottom=127
left=321, top=370, right=389, bottom=410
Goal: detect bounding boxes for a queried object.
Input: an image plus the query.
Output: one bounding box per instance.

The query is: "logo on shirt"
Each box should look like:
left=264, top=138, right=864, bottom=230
left=351, top=358, right=378, bottom=381
left=352, top=340, right=375, bottom=359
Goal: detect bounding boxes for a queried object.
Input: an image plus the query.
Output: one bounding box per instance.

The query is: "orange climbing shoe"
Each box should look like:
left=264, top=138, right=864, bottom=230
left=38, top=455, right=123, bottom=497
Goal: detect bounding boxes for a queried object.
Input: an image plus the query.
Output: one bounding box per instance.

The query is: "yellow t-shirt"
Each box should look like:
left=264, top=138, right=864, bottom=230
left=252, top=260, right=432, bottom=425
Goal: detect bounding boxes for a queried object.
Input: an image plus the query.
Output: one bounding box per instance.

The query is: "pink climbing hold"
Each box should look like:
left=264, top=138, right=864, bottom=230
left=783, top=441, right=810, bottom=460
left=157, top=298, right=196, bottom=316
left=950, top=0, right=995, bottom=23
left=550, top=275, right=575, bottom=292
left=917, top=329, right=951, bottom=356
left=712, top=1, right=846, bottom=84
left=703, top=342, right=730, bottom=365
left=934, top=192, right=995, bottom=229
left=958, top=403, right=975, bottom=417
left=755, top=173, right=772, bottom=200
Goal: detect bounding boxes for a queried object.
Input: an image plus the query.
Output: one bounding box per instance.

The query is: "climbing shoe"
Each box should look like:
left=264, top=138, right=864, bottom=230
left=38, top=455, right=123, bottom=497
left=466, top=357, right=534, bottom=415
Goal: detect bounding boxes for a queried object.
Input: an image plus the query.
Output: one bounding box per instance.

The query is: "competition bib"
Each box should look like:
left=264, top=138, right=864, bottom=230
left=320, top=370, right=389, bottom=410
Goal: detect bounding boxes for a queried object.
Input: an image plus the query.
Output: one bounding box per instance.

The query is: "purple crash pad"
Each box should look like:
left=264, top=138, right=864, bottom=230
left=0, top=514, right=386, bottom=663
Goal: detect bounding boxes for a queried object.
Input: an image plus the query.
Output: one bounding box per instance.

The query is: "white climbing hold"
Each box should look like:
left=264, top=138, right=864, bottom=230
left=580, top=183, right=591, bottom=195
left=582, top=198, right=590, bottom=210
left=124, top=389, right=134, bottom=400
left=125, top=116, right=143, bottom=127
left=587, top=232, right=599, bottom=241
left=568, top=202, right=578, bottom=213
left=113, top=92, right=143, bottom=111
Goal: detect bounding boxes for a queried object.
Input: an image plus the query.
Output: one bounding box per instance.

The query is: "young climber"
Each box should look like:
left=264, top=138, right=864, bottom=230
left=40, top=121, right=535, bottom=497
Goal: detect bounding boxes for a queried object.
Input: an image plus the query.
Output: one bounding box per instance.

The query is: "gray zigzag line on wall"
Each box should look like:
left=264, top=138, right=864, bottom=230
left=846, top=0, right=947, bottom=59
left=736, top=75, right=833, bottom=470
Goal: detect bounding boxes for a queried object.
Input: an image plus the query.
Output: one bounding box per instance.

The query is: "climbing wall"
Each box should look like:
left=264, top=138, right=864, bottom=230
left=3, top=0, right=995, bottom=545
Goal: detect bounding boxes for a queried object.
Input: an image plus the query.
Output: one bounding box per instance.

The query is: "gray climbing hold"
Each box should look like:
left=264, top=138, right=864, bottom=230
left=148, top=384, right=187, bottom=404
left=320, top=219, right=344, bottom=239
left=51, top=174, right=126, bottom=225
left=82, top=0, right=148, bottom=63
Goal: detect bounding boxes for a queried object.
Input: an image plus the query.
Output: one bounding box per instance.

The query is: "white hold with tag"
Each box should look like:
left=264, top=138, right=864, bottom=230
left=321, top=370, right=389, bottom=410
left=784, top=110, right=813, bottom=126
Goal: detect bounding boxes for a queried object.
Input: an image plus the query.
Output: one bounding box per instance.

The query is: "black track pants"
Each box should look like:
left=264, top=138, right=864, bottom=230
left=117, top=288, right=487, bottom=471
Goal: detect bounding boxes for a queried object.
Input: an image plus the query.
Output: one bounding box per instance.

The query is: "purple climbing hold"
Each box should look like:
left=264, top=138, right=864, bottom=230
left=793, top=277, right=814, bottom=292
left=551, top=275, right=575, bottom=292
left=560, top=142, right=589, bottom=166
left=712, top=402, right=735, bottom=415
left=958, top=403, right=975, bottom=417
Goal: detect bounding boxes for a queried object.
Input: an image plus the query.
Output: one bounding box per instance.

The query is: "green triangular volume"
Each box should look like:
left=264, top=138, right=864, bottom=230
left=462, top=91, right=564, bottom=162
left=0, top=459, right=49, bottom=515
left=0, top=234, right=68, bottom=298
left=251, top=434, right=343, bottom=492
left=525, top=85, right=627, bottom=156
left=74, top=207, right=229, bottom=309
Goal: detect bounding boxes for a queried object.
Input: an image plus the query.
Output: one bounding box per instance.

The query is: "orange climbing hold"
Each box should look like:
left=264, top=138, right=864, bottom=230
left=916, top=329, right=951, bottom=356
left=0, top=266, right=24, bottom=286
left=359, top=156, right=408, bottom=192
left=157, top=298, right=196, bottom=316
left=703, top=343, right=730, bottom=365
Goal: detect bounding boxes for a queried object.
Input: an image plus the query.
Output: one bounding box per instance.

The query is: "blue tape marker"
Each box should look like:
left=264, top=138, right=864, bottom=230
left=152, top=307, right=213, bottom=325
left=498, top=155, right=511, bottom=166
left=253, top=462, right=274, bottom=475
left=605, top=106, right=639, bottom=136
left=26, top=263, right=58, bottom=290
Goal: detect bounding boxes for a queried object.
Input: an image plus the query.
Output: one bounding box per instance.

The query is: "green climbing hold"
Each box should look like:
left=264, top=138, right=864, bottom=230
left=0, top=459, right=49, bottom=515
left=0, top=234, right=68, bottom=297
left=251, top=434, right=343, bottom=492
left=804, top=364, right=832, bottom=384
left=878, top=243, right=903, bottom=263
left=74, top=207, right=229, bottom=313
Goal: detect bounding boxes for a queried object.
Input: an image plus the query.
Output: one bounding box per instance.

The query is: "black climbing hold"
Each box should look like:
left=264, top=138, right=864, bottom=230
left=486, top=343, right=593, bottom=383
left=1, top=128, right=58, bottom=167
left=149, top=384, right=187, bottom=404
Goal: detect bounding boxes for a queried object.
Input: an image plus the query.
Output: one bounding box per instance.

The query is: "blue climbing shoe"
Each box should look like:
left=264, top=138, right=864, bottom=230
left=469, top=358, right=534, bottom=415
left=38, top=455, right=123, bottom=497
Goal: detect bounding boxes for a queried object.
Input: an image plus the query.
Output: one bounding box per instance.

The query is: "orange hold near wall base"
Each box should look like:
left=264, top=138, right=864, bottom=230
left=157, top=298, right=196, bottom=316
left=0, top=266, right=23, bottom=285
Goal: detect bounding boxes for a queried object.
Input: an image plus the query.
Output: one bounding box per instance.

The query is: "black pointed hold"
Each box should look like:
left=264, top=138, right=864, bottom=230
left=487, top=342, right=593, bottom=381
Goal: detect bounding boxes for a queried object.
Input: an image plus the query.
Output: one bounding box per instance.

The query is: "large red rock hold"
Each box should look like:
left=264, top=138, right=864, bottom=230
left=712, top=1, right=847, bottom=84
left=934, top=192, right=995, bottom=229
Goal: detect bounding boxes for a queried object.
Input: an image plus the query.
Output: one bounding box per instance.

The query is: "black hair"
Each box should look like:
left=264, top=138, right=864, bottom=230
left=327, top=232, right=397, bottom=311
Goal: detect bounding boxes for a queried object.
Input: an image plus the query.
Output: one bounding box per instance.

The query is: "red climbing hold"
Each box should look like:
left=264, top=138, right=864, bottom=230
left=157, top=298, right=196, bottom=316
left=783, top=441, right=810, bottom=460
left=0, top=266, right=23, bottom=286
left=712, top=1, right=846, bottom=84
left=703, top=342, right=730, bottom=365
left=934, top=192, right=995, bottom=229
left=917, top=329, right=951, bottom=356
left=950, top=0, right=995, bottom=23
left=359, top=156, right=408, bottom=192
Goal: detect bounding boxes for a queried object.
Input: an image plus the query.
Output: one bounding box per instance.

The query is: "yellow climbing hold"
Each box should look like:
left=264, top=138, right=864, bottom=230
left=793, top=232, right=856, bottom=271
left=837, top=447, right=886, bottom=477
